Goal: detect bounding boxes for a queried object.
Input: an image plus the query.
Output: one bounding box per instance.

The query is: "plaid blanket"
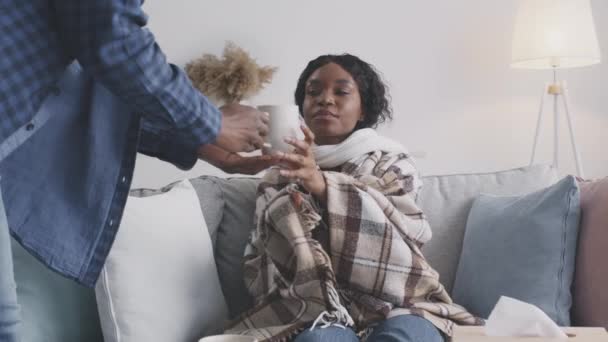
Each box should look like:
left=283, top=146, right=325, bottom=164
left=225, top=151, right=482, bottom=341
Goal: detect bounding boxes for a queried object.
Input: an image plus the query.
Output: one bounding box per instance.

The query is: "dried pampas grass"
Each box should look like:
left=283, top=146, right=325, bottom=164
left=186, top=41, right=277, bottom=104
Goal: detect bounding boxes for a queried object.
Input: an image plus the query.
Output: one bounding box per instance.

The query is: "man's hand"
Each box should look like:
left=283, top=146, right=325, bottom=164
left=198, top=144, right=280, bottom=175
left=214, top=103, right=269, bottom=153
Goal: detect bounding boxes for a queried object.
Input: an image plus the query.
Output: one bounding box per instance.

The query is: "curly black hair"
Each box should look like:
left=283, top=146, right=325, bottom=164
left=294, top=54, right=392, bottom=130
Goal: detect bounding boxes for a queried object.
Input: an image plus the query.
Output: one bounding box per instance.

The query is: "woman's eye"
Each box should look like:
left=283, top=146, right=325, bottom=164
left=336, top=89, right=350, bottom=95
left=306, top=89, right=321, bottom=96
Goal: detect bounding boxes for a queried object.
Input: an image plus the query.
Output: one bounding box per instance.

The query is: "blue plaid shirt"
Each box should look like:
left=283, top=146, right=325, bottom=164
left=0, top=0, right=220, bottom=286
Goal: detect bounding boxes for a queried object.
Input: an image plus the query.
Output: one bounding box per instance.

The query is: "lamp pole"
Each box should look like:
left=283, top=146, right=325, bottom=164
left=529, top=67, right=585, bottom=178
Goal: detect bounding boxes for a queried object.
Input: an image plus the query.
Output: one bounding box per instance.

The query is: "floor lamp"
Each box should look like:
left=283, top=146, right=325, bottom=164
left=511, top=0, right=601, bottom=178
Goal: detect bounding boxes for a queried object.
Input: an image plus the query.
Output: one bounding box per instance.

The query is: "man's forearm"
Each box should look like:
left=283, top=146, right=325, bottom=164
left=55, top=0, right=221, bottom=147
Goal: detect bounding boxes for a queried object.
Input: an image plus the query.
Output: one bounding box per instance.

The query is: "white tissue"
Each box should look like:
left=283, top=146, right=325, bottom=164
left=484, top=296, right=568, bottom=338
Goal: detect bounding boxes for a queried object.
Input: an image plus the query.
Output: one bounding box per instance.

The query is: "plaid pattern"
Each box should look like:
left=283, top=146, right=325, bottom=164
left=226, top=152, right=483, bottom=341
left=0, top=0, right=219, bottom=147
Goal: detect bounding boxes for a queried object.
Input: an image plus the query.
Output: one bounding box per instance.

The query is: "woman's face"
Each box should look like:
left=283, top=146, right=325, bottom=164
left=302, top=62, right=363, bottom=145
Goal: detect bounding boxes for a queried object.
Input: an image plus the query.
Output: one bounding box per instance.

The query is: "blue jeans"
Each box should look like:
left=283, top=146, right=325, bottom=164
left=294, top=315, right=444, bottom=342
left=0, top=186, right=20, bottom=342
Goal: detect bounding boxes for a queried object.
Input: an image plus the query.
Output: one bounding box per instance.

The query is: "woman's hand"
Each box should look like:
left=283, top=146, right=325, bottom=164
left=278, top=125, right=327, bottom=202
left=198, top=144, right=280, bottom=175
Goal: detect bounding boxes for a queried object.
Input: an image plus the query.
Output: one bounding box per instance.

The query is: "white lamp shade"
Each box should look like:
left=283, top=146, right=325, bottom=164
left=511, top=0, right=601, bottom=69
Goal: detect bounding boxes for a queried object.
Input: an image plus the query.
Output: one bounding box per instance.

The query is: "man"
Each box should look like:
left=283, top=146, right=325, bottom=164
left=0, top=1, right=277, bottom=340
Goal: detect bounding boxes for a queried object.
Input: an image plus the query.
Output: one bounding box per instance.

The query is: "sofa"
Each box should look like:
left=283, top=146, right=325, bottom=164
left=10, top=164, right=606, bottom=341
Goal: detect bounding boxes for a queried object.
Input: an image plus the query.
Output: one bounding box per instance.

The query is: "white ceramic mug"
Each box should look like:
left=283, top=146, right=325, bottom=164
left=257, top=104, right=304, bottom=154
left=198, top=334, right=258, bottom=342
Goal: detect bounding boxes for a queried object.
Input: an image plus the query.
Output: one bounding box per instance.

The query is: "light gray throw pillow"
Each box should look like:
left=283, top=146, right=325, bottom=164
left=419, top=164, right=559, bottom=294
left=452, top=176, right=580, bottom=326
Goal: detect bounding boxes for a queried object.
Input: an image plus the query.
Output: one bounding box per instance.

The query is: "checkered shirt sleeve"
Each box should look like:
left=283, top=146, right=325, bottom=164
left=0, top=0, right=220, bottom=162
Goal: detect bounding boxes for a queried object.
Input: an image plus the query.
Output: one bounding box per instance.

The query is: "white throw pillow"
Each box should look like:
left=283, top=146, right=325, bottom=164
left=95, top=180, right=228, bottom=342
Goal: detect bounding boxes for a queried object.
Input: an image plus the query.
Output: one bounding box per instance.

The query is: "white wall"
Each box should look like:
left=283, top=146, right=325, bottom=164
left=133, top=0, right=608, bottom=189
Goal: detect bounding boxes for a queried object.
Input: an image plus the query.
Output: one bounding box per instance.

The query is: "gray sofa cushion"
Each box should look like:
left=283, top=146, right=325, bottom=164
left=189, top=177, right=225, bottom=245
left=210, top=177, right=259, bottom=317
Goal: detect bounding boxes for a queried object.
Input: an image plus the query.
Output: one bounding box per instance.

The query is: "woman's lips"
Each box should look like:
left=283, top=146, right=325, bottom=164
left=313, top=110, right=337, bottom=118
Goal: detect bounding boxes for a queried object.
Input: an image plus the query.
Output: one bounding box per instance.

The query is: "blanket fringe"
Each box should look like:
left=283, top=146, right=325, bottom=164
left=288, top=185, right=322, bottom=232
left=309, top=286, right=355, bottom=332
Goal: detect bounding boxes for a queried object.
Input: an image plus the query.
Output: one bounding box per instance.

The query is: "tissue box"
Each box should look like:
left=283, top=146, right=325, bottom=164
left=453, top=326, right=608, bottom=341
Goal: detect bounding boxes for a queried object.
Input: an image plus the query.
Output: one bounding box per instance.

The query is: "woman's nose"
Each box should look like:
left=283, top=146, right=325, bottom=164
left=318, top=92, right=335, bottom=106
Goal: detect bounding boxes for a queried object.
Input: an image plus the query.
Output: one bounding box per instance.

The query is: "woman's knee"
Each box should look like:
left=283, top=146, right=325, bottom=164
left=367, top=315, right=444, bottom=342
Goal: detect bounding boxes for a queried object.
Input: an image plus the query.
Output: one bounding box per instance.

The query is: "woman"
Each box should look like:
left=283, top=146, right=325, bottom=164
left=225, top=54, right=481, bottom=341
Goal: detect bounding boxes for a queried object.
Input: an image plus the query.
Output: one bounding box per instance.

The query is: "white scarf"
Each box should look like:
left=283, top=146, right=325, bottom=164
left=312, top=128, right=407, bottom=168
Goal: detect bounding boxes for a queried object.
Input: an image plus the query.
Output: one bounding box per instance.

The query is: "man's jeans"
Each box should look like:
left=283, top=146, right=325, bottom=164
left=294, top=314, right=444, bottom=342
left=0, top=185, right=20, bottom=342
